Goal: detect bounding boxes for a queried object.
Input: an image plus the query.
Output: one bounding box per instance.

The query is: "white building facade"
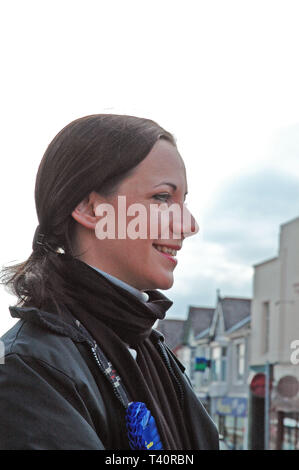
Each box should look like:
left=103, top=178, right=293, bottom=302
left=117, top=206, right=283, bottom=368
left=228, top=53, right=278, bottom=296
left=250, top=216, right=299, bottom=450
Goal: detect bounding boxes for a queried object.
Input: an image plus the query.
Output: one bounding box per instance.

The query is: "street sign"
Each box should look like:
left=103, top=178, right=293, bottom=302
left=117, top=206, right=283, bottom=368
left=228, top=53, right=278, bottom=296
left=194, top=357, right=210, bottom=372
left=250, top=373, right=266, bottom=397
left=215, top=397, right=247, bottom=417
left=277, top=375, right=299, bottom=398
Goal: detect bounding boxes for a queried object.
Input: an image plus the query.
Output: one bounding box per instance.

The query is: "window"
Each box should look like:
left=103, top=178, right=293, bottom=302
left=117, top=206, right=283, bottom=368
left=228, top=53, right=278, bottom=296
left=211, top=346, right=227, bottom=382
left=194, top=346, right=210, bottom=388
left=221, top=347, right=227, bottom=381
left=262, top=301, right=270, bottom=354
left=235, top=342, right=245, bottom=382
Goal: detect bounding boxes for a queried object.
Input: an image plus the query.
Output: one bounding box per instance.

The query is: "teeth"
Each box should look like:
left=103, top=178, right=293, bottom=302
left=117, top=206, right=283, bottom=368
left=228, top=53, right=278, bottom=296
left=154, top=245, right=177, bottom=256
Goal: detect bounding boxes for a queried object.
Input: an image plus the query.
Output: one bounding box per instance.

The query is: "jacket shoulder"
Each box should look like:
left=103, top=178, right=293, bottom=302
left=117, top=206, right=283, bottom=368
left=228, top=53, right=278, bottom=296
left=1, top=320, right=25, bottom=355
left=0, top=318, right=109, bottom=424
left=0, top=320, right=108, bottom=449
left=1, top=319, right=89, bottom=382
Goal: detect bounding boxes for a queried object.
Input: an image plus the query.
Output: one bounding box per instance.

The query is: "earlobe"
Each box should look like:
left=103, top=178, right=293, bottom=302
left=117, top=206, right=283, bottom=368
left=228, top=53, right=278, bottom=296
left=71, top=197, right=98, bottom=230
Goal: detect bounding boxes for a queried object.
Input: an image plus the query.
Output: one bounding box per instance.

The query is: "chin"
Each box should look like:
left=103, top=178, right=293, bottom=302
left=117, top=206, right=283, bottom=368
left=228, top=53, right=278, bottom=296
left=150, top=274, right=174, bottom=291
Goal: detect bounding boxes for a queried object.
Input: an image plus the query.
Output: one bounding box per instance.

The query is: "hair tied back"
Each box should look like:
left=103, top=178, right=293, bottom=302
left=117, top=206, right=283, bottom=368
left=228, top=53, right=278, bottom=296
left=32, top=225, right=65, bottom=255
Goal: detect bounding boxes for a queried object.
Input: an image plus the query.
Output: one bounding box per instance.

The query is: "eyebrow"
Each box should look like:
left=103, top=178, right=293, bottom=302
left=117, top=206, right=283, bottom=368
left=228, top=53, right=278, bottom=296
left=154, top=182, right=188, bottom=197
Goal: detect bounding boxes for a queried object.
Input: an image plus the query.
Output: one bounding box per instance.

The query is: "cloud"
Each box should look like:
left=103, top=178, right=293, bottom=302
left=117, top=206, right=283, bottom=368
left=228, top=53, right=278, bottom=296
left=165, top=166, right=299, bottom=319
left=202, top=168, right=299, bottom=264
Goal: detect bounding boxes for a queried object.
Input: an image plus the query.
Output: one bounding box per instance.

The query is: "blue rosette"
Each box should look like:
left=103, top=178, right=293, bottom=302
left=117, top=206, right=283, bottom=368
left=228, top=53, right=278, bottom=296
left=125, top=402, right=163, bottom=450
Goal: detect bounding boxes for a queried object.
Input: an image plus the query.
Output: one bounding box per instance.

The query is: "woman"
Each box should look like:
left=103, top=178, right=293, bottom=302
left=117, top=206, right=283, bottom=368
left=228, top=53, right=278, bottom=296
left=0, top=114, right=219, bottom=450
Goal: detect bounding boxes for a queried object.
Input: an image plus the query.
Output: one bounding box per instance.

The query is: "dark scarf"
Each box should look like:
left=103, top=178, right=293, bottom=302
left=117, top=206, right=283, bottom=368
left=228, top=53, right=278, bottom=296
left=51, top=256, right=192, bottom=450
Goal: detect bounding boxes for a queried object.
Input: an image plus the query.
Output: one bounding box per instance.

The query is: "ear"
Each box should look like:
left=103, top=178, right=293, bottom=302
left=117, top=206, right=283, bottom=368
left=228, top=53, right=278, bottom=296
left=71, top=192, right=101, bottom=230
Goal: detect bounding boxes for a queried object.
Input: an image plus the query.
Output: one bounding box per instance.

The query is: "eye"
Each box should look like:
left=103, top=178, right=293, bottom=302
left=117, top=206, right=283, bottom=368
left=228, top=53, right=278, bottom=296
left=152, top=193, right=171, bottom=202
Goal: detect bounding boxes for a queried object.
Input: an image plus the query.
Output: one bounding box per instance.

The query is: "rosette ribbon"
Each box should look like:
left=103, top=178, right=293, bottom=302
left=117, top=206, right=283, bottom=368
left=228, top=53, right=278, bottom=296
left=125, top=402, right=163, bottom=450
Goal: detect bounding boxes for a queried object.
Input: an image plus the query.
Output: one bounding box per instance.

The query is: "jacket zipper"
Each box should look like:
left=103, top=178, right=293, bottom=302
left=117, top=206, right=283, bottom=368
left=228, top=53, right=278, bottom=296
left=73, top=318, right=128, bottom=408
left=156, top=340, right=185, bottom=407
left=89, top=341, right=128, bottom=408
left=79, top=317, right=184, bottom=410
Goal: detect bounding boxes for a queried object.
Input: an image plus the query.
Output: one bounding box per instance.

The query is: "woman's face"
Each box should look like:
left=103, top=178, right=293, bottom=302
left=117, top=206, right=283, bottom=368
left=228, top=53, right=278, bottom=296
left=78, top=139, right=198, bottom=291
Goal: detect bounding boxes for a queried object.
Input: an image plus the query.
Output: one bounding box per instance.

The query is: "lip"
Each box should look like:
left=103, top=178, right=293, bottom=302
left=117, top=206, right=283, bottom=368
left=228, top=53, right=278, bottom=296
left=152, top=243, right=182, bottom=251
left=152, top=244, right=178, bottom=265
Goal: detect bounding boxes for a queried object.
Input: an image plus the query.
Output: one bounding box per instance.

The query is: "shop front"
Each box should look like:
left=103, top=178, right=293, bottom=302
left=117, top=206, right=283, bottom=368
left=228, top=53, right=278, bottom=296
left=213, top=396, right=248, bottom=450
left=270, top=375, right=299, bottom=450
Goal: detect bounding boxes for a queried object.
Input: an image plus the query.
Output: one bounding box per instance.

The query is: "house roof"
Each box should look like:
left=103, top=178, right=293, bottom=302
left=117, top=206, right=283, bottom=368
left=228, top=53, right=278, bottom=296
left=156, top=319, right=185, bottom=351
left=183, top=306, right=215, bottom=343
left=157, top=299, right=251, bottom=349
left=220, top=297, right=251, bottom=331
left=253, top=256, right=278, bottom=268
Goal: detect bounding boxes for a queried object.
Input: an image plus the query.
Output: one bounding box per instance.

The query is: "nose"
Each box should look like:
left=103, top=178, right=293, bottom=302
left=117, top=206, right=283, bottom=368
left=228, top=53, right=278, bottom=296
left=180, top=204, right=199, bottom=238
left=169, top=204, right=199, bottom=239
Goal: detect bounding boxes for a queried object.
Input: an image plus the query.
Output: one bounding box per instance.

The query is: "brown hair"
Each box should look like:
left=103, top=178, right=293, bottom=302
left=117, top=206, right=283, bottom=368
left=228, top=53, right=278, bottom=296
left=1, top=114, right=176, bottom=311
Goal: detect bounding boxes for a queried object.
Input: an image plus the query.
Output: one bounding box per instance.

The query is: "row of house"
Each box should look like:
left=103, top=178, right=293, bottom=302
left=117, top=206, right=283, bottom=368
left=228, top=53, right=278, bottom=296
left=157, top=216, right=299, bottom=450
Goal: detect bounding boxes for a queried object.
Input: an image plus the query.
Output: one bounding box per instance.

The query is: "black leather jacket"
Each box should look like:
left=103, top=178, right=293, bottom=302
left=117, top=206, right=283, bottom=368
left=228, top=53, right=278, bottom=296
left=0, top=305, right=219, bottom=450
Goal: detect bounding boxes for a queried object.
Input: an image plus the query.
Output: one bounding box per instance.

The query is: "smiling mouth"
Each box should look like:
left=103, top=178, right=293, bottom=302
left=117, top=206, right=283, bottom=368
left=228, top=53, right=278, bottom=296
left=152, top=244, right=178, bottom=264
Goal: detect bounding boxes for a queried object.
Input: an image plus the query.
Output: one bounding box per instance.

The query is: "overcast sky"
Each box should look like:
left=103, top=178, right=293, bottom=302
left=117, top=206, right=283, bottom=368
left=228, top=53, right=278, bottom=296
left=1, top=0, right=299, bottom=333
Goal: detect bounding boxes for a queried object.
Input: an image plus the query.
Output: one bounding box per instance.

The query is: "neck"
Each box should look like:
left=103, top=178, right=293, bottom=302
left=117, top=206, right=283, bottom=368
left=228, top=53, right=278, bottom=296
left=88, top=264, right=149, bottom=302
left=54, top=255, right=173, bottom=346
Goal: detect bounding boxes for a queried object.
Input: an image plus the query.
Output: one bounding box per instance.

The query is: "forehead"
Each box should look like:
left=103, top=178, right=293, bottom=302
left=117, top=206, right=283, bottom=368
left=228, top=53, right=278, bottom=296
left=127, top=139, right=187, bottom=187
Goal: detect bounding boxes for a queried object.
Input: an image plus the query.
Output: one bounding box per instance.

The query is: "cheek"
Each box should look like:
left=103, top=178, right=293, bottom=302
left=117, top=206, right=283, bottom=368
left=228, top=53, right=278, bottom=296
left=124, top=239, right=153, bottom=259
left=146, top=205, right=167, bottom=240
left=147, top=204, right=182, bottom=240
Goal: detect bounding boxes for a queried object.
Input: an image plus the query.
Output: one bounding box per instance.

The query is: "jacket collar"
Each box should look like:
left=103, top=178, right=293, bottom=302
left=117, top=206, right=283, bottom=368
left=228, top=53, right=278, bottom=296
left=9, top=305, right=88, bottom=343
left=9, top=304, right=166, bottom=345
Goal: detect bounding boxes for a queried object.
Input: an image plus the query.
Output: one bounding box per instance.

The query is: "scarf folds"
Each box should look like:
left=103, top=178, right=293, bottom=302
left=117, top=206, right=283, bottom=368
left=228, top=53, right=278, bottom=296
left=51, top=256, right=193, bottom=450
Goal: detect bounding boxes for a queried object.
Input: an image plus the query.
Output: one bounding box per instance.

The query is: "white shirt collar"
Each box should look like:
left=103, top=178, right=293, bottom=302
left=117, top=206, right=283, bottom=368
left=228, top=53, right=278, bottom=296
left=88, top=264, right=149, bottom=303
